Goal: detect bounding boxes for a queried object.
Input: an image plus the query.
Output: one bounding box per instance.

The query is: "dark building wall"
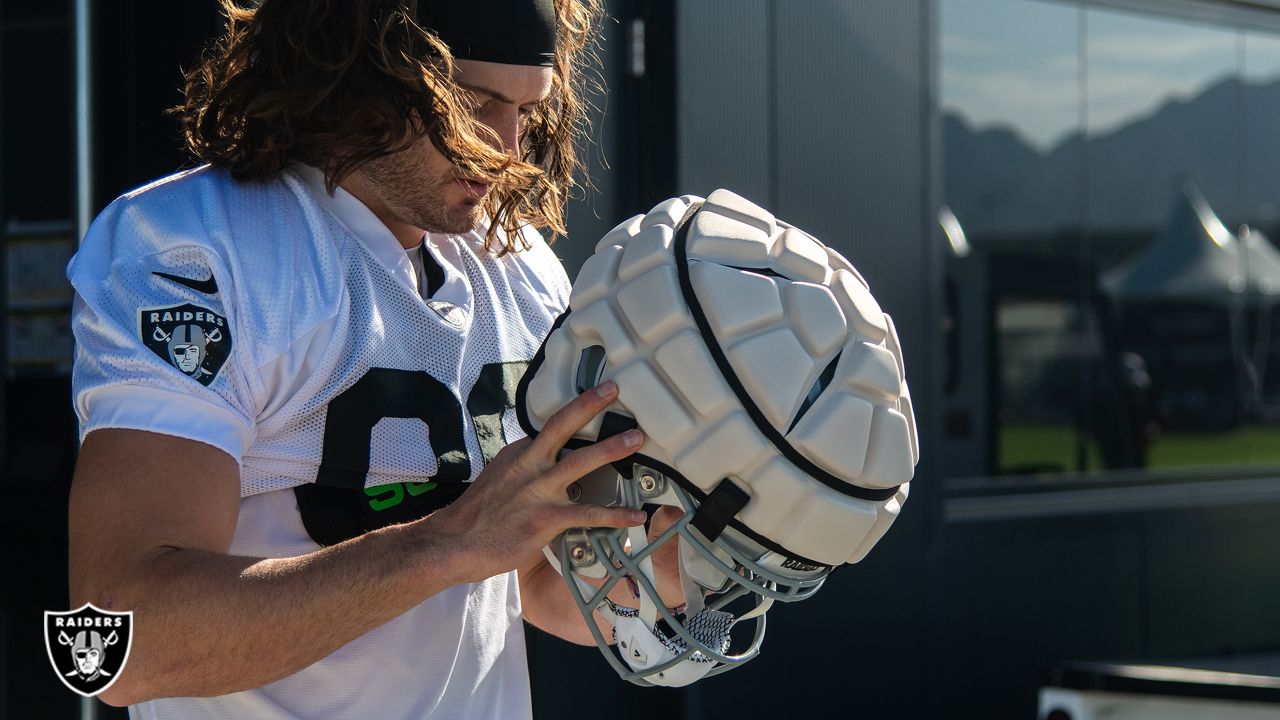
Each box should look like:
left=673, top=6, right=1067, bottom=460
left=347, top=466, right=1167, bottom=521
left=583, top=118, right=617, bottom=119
left=2, top=3, right=221, bottom=718
left=90, top=2, right=222, bottom=208
left=4, top=2, right=81, bottom=718
left=673, top=2, right=939, bottom=718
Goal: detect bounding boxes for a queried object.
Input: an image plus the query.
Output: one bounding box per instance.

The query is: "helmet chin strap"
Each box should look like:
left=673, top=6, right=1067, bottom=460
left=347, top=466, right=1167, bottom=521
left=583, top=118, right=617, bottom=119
left=678, top=538, right=707, bottom=618
left=629, top=524, right=662, bottom=629
left=606, top=523, right=721, bottom=687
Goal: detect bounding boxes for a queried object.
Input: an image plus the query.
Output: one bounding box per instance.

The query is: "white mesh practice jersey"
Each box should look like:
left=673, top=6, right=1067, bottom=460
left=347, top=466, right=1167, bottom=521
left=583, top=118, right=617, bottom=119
left=67, top=164, right=571, bottom=720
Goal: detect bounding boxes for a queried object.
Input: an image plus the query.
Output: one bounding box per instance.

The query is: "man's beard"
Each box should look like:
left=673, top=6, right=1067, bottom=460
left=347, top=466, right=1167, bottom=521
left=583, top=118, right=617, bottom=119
left=426, top=195, right=484, bottom=235
left=362, top=151, right=484, bottom=235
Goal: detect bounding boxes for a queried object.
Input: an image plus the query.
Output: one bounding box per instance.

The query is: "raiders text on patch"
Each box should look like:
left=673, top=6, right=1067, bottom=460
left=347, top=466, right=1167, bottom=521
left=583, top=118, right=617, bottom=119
left=138, top=303, right=233, bottom=386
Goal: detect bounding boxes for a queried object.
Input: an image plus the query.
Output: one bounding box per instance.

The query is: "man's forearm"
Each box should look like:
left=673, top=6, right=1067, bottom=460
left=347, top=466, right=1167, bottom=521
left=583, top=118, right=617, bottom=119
left=71, top=386, right=647, bottom=707
left=79, top=516, right=467, bottom=706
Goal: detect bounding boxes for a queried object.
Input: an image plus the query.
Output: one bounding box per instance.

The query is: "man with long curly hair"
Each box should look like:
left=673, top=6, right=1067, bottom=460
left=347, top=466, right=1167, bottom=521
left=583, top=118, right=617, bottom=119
left=64, top=1, right=648, bottom=717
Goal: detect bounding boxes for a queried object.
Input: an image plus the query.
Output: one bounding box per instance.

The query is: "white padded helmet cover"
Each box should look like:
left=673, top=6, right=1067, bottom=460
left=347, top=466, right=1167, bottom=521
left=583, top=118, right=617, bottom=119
left=520, top=190, right=917, bottom=567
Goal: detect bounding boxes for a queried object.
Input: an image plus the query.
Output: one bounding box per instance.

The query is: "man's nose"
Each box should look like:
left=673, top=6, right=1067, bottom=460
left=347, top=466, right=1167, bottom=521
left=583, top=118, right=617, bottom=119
left=482, top=109, right=520, bottom=155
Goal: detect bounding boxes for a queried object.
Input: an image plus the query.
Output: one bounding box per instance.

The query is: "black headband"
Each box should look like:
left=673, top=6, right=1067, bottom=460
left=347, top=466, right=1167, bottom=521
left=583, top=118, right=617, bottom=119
left=418, top=0, right=557, bottom=67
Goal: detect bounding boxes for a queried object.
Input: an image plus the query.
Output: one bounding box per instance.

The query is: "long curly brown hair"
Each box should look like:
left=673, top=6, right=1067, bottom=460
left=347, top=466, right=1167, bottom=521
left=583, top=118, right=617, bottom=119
left=175, top=0, right=603, bottom=253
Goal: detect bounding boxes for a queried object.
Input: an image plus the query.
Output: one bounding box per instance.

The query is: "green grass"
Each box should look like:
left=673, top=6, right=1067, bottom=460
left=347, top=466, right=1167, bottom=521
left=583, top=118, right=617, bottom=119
left=998, top=423, right=1280, bottom=475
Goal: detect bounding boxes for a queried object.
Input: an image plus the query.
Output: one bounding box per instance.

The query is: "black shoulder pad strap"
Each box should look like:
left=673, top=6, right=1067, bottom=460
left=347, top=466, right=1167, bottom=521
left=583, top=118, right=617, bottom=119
left=690, top=478, right=750, bottom=542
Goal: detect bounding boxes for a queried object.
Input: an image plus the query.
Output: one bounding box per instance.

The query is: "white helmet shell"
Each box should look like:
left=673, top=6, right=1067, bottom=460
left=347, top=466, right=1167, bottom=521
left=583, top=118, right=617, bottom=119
left=522, top=189, right=915, bottom=565
left=517, top=189, right=918, bottom=685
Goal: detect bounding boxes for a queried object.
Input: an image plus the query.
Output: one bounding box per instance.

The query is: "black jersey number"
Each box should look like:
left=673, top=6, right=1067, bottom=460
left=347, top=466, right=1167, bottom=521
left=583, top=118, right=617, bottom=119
left=295, top=361, right=528, bottom=546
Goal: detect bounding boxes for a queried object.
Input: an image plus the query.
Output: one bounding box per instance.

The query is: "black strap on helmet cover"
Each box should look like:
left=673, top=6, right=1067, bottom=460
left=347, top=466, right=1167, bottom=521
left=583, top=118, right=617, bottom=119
left=418, top=0, right=557, bottom=66
left=690, top=479, right=751, bottom=542
left=672, top=203, right=900, bottom=503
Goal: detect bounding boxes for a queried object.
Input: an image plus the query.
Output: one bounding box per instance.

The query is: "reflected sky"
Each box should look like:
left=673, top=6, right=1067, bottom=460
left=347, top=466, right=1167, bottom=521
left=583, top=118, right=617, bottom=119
left=1246, top=31, right=1280, bottom=81
left=942, top=0, right=1280, bottom=152
left=941, top=0, right=1078, bottom=150
left=1086, top=8, right=1234, bottom=138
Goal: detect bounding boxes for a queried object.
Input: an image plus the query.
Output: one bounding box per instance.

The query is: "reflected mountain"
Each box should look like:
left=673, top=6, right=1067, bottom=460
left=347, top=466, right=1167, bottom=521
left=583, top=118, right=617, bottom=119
left=945, top=76, right=1280, bottom=237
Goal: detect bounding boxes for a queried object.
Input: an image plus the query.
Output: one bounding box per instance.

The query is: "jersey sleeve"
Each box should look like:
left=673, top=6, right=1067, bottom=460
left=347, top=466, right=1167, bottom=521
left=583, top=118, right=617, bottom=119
left=67, top=192, right=262, bottom=462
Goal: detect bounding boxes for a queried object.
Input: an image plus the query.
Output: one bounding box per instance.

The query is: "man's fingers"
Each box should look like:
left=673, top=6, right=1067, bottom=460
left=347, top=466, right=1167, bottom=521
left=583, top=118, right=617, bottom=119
left=541, top=428, right=643, bottom=491
left=529, top=380, right=619, bottom=460
left=647, top=505, right=682, bottom=535
left=561, top=504, right=648, bottom=530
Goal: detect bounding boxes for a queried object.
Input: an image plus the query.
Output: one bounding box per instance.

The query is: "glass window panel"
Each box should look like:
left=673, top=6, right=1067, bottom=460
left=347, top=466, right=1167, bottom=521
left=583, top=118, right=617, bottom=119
left=941, top=0, right=1280, bottom=482
left=940, top=0, right=1082, bottom=237
left=1244, top=31, right=1280, bottom=83
left=1245, top=33, right=1280, bottom=225
left=1088, top=8, right=1263, bottom=474
left=941, top=0, right=1079, bottom=153
left=1243, top=32, right=1280, bottom=469
left=1085, top=7, right=1240, bottom=227
left=941, top=0, right=1088, bottom=476
left=996, top=296, right=1106, bottom=474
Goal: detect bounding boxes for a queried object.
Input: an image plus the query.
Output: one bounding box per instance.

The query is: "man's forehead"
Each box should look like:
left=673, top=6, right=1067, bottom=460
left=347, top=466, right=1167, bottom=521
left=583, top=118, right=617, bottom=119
left=454, top=59, right=553, bottom=105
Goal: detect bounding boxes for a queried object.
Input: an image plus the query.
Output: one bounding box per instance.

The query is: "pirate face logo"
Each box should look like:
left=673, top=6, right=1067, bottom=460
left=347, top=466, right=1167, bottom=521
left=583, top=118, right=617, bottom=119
left=138, top=303, right=232, bottom=386
left=72, top=630, right=111, bottom=679
left=169, top=324, right=208, bottom=374
left=45, top=604, right=133, bottom=697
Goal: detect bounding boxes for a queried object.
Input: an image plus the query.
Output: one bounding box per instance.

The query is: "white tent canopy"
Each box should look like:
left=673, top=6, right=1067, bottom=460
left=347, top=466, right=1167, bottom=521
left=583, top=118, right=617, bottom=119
left=1103, top=183, right=1257, bottom=305
left=1240, top=224, right=1280, bottom=298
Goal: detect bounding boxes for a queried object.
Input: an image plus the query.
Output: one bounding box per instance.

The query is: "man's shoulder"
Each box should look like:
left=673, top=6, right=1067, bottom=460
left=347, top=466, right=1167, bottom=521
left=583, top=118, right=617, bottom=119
left=109, top=165, right=299, bottom=227
left=488, top=224, right=572, bottom=313
left=493, top=224, right=558, bottom=267
left=69, top=166, right=350, bottom=369
left=78, top=166, right=322, bottom=263
left=70, top=166, right=343, bottom=316
left=117, top=163, right=225, bottom=201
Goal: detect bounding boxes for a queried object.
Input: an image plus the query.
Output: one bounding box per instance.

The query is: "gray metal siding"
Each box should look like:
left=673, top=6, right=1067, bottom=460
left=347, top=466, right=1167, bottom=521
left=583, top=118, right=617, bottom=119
left=675, top=2, right=938, bottom=716
left=676, top=0, right=933, bottom=380
left=772, top=1, right=930, bottom=366
left=676, top=0, right=772, bottom=206
left=560, top=6, right=624, bottom=275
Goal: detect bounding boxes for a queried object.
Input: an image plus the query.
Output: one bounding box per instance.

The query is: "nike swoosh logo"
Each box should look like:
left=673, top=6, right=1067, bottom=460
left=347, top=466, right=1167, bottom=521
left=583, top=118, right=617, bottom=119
left=153, top=271, right=218, bottom=294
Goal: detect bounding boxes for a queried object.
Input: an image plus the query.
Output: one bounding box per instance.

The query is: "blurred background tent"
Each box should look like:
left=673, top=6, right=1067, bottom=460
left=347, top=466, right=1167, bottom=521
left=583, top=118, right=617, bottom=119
left=1101, top=183, right=1280, bottom=430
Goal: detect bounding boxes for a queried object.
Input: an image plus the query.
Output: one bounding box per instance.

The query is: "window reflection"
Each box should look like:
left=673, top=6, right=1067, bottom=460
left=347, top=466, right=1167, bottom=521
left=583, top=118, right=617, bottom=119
left=996, top=296, right=1104, bottom=474
left=1085, top=8, right=1238, bottom=228
left=941, top=0, right=1280, bottom=480
left=941, top=0, right=1080, bottom=237
left=1244, top=33, right=1280, bottom=467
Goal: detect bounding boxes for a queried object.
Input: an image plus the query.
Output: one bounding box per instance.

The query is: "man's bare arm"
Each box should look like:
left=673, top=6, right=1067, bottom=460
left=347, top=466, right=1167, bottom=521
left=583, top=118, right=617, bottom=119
left=70, top=382, right=646, bottom=707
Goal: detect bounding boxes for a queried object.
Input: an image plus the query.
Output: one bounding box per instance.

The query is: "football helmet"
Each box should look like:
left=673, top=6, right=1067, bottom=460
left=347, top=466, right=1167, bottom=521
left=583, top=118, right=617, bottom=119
left=515, top=190, right=917, bottom=686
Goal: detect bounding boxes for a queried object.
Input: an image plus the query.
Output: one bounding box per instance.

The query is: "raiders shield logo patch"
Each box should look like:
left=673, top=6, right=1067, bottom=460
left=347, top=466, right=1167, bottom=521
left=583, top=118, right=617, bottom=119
left=139, top=303, right=232, bottom=386
left=45, top=604, right=133, bottom=697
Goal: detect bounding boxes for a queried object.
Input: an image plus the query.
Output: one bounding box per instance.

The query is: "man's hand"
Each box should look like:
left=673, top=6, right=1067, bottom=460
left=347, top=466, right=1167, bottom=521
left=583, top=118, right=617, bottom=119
left=67, top=381, right=645, bottom=705
left=432, top=380, right=648, bottom=584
